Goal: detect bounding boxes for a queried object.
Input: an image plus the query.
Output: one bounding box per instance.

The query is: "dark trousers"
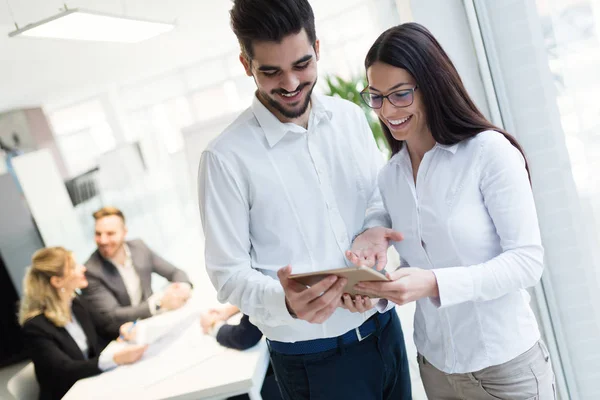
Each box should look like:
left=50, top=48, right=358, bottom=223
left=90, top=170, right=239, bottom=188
left=269, top=311, right=411, bottom=400
left=228, top=364, right=282, bottom=400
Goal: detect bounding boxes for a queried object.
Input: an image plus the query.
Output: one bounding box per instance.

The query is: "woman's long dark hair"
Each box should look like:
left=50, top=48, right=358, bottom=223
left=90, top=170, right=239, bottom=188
left=365, top=23, right=529, bottom=177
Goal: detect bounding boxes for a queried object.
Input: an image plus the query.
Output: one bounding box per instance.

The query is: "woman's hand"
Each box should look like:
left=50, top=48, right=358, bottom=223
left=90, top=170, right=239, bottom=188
left=346, top=227, right=404, bottom=271
left=339, top=294, right=377, bottom=313
left=354, top=268, right=439, bottom=305
left=112, top=344, right=148, bottom=365
left=118, top=322, right=137, bottom=342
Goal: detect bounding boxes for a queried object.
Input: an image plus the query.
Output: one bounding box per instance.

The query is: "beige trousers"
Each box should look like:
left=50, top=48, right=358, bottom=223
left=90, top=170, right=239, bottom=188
left=418, top=341, right=556, bottom=400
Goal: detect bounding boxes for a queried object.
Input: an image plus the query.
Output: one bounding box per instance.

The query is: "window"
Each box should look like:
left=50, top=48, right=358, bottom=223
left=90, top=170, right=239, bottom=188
left=472, top=0, right=600, bottom=397
left=48, top=99, right=116, bottom=176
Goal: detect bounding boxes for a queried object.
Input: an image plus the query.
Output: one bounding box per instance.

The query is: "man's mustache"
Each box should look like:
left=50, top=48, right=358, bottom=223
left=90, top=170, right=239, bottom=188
left=272, top=82, right=311, bottom=95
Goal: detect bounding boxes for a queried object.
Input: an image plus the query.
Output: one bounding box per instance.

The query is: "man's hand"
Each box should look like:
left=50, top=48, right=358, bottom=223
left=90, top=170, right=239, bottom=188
left=340, top=294, right=377, bottom=313
left=277, top=265, right=347, bottom=324
left=160, top=283, right=190, bottom=311
left=210, top=304, right=239, bottom=321
left=354, top=267, right=439, bottom=305
left=199, top=312, right=219, bottom=334
left=173, top=282, right=193, bottom=299
left=199, top=305, right=239, bottom=334
left=346, top=227, right=404, bottom=270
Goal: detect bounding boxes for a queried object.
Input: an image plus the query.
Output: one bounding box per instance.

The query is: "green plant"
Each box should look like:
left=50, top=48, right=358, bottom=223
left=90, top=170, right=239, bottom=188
left=323, top=75, right=389, bottom=156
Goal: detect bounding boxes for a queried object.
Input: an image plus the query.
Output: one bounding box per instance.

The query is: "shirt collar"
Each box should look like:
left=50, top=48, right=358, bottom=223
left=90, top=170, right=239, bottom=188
left=390, top=141, right=459, bottom=166
left=390, top=145, right=410, bottom=166
left=251, top=92, right=333, bottom=148
left=110, top=243, right=132, bottom=269
left=435, top=142, right=459, bottom=154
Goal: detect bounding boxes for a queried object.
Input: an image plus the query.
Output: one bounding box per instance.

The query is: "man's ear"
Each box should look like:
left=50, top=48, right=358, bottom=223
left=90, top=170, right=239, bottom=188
left=314, top=39, right=320, bottom=62
left=239, top=53, right=253, bottom=77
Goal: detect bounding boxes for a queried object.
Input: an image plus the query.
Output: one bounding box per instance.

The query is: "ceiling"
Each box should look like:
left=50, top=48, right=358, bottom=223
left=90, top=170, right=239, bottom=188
left=0, top=0, right=367, bottom=113
left=0, top=0, right=238, bottom=112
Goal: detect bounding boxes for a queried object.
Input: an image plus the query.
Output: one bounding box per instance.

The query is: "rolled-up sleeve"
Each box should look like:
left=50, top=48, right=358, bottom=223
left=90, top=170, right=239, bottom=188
left=198, top=150, right=295, bottom=326
left=433, top=136, right=544, bottom=308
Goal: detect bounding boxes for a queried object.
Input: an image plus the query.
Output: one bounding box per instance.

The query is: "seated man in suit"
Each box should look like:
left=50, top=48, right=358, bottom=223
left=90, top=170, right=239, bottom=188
left=200, top=306, right=281, bottom=400
left=82, top=206, right=192, bottom=336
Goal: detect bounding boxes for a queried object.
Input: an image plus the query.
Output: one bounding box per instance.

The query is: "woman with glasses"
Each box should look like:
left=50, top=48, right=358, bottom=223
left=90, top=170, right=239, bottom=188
left=347, top=23, right=556, bottom=399
left=19, top=247, right=148, bottom=400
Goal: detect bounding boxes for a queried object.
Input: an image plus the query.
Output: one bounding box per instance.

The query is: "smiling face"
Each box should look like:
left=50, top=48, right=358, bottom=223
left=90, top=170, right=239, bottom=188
left=51, top=256, right=89, bottom=293
left=240, top=28, right=319, bottom=125
left=366, top=62, right=430, bottom=145
left=65, top=259, right=89, bottom=291
left=94, top=215, right=127, bottom=260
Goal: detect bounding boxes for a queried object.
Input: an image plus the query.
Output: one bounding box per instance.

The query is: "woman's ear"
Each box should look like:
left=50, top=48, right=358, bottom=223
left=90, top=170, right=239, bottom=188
left=49, top=275, right=63, bottom=290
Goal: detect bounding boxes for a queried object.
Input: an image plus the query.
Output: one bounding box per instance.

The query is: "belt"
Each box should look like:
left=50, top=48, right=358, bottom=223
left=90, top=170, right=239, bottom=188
left=268, top=310, right=392, bottom=355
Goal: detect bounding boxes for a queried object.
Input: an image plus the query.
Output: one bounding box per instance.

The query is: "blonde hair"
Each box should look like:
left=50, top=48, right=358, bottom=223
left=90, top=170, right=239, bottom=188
left=93, top=206, right=125, bottom=223
left=18, top=247, right=73, bottom=327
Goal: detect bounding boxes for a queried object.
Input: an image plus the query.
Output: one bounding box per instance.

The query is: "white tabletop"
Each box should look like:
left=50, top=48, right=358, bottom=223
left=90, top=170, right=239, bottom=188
left=64, top=306, right=270, bottom=400
left=139, top=339, right=269, bottom=400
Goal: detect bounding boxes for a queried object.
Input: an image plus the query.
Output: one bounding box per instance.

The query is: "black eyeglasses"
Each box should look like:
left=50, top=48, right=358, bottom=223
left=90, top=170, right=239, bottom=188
left=360, top=86, right=419, bottom=109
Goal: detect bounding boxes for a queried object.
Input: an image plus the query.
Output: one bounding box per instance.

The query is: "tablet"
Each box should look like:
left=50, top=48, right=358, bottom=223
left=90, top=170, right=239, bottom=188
left=289, top=266, right=389, bottom=296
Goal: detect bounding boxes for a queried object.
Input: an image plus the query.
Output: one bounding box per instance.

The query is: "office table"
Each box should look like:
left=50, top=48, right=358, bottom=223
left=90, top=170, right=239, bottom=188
left=63, top=314, right=270, bottom=400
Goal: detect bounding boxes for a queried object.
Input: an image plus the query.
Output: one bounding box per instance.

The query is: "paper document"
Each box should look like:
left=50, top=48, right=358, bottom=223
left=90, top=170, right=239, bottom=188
left=65, top=321, right=226, bottom=400
left=133, top=294, right=203, bottom=345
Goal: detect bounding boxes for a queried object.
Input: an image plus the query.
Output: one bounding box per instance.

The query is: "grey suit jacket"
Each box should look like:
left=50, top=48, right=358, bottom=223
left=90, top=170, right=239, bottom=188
left=81, top=239, right=191, bottom=334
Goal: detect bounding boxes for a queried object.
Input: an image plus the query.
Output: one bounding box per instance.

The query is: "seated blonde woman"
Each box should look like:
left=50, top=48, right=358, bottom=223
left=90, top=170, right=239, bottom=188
left=19, top=247, right=148, bottom=400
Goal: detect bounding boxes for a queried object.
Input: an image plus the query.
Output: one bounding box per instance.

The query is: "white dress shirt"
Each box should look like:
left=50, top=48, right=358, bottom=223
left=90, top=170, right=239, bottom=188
left=198, top=93, right=389, bottom=342
left=111, top=244, right=190, bottom=315
left=111, top=244, right=143, bottom=306
left=379, top=130, right=543, bottom=374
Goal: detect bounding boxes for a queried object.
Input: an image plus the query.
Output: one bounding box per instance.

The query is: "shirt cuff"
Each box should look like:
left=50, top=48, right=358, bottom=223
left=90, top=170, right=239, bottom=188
left=209, top=321, right=226, bottom=338
left=147, top=293, right=165, bottom=316
left=375, top=298, right=396, bottom=313
left=263, top=283, right=296, bottom=325
left=362, top=211, right=392, bottom=231
left=98, top=349, right=118, bottom=371
left=431, top=267, right=474, bottom=309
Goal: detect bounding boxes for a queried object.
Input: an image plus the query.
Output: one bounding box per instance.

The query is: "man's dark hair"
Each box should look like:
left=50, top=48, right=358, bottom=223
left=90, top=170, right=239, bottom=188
left=230, top=0, right=317, bottom=60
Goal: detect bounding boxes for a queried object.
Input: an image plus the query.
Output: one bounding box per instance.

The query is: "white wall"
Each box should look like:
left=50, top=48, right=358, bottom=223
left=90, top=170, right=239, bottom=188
left=406, top=0, right=492, bottom=120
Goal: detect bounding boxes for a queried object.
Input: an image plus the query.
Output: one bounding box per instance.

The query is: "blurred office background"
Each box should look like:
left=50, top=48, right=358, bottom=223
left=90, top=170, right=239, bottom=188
left=0, top=0, right=599, bottom=399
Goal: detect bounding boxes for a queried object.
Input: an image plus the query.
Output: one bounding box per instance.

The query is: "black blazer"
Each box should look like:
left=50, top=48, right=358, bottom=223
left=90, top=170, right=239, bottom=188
left=21, top=296, right=117, bottom=400
left=216, top=314, right=263, bottom=350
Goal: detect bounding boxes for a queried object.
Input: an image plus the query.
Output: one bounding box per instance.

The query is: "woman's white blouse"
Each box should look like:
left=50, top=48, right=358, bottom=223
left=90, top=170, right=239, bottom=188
left=379, top=130, right=543, bottom=373
left=65, top=312, right=116, bottom=371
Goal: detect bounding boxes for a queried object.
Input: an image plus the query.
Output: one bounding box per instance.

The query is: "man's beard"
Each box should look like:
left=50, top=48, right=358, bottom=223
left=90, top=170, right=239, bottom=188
left=262, top=80, right=317, bottom=119
left=100, top=242, right=124, bottom=259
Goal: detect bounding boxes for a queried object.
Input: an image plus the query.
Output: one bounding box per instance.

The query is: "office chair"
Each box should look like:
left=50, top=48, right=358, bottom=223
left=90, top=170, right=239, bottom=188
left=7, top=362, right=39, bottom=400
